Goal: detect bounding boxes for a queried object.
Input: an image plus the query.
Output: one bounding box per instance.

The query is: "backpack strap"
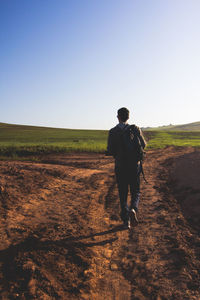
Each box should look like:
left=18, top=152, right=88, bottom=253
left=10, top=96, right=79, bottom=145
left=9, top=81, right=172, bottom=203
left=140, top=160, right=148, bottom=183
left=130, top=124, right=148, bottom=183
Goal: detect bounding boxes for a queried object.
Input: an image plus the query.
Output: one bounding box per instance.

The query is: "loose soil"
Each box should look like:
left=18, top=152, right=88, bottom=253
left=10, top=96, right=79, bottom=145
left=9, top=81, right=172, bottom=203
left=0, top=147, right=199, bottom=299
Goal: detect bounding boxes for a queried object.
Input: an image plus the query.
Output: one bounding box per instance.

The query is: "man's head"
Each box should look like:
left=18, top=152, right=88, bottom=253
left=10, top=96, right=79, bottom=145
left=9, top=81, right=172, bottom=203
left=117, top=107, right=129, bottom=123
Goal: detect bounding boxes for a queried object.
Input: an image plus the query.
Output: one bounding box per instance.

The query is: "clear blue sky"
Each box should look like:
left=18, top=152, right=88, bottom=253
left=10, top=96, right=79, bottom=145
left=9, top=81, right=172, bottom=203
left=1, top=0, right=200, bottom=129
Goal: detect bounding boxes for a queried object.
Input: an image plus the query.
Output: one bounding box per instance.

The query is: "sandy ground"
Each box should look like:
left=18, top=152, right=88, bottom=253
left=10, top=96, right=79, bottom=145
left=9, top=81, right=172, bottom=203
left=0, top=147, right=199, bottom=299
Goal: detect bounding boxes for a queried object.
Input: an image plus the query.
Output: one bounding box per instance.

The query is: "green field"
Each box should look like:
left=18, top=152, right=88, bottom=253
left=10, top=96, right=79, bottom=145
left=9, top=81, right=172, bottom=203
left=0, top=122, right=200, bottom=158
left=0, top=123, right=108, bottom=156
left=145, top=131, right=200, bottom=148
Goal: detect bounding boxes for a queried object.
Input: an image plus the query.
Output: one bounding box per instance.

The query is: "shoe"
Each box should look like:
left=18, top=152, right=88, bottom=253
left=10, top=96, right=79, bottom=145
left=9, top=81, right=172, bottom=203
left=130, top=209, right=138, bottom=227
left=123, top=218, right=131, bottom=230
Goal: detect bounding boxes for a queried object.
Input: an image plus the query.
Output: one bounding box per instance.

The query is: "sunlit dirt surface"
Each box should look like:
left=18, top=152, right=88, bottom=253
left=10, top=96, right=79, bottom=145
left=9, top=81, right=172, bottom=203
left=0, top=148, right=199, bottom=299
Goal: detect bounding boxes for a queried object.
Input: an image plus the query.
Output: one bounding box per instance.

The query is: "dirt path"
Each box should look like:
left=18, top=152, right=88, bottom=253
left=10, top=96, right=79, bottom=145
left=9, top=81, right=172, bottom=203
left=0, top=149, right=199, bottom=299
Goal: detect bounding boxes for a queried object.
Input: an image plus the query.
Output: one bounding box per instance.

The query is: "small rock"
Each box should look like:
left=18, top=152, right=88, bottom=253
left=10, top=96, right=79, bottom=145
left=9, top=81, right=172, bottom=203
left=84, top=269, right=93, bottom=277
left=104, top=249, right=112, bottom=258
left=110, top=263, right=118, bottom=271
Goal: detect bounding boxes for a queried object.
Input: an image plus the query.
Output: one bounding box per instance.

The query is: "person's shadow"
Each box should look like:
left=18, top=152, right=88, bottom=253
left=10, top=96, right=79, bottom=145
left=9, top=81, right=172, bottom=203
left=0, top=224, right=127, bottom=263
left=0, top=224, right=128, bottom=295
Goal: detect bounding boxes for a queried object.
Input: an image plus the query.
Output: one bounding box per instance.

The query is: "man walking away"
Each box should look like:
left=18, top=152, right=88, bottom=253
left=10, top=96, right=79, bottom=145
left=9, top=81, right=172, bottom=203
left=106, top=107, right=146, bottom=229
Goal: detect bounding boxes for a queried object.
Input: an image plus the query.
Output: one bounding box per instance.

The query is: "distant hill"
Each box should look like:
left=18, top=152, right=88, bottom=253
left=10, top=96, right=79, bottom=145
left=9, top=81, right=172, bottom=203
left=1, top=121, right=200, bottom=132
left=0, top=122, right=108, bottom=155
left=142, top=121, right=200, bottom=131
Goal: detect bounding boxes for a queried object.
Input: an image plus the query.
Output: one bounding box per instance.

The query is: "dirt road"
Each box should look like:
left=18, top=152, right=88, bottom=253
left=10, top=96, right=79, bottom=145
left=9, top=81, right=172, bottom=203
left=0, top=148, right=199, bottom=299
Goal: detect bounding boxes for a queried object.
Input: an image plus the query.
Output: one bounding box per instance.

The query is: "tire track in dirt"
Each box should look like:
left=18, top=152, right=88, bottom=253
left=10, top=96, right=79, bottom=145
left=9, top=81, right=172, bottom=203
left=78, top=168, right=132, bottom=300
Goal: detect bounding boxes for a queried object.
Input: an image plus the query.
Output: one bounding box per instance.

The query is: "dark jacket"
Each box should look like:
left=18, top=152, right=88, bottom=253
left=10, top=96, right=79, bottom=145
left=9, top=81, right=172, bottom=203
left=107, top=123, right=146, bottom=168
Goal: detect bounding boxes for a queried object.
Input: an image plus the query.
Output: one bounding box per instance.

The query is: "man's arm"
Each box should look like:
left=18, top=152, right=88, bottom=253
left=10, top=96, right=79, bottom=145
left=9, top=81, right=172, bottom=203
left=106, top=129, right=116, bottom=156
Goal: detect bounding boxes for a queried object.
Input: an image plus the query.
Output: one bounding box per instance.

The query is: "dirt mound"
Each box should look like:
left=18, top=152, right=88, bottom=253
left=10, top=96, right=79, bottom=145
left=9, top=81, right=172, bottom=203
left=168, top=150, right=200, bottom=232
left=0, top=148, right=199, bottom=299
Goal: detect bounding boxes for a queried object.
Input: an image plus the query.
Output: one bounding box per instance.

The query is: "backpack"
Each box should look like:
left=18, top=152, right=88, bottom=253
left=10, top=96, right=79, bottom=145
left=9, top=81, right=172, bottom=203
left=121, top=124, right=147, bottom=182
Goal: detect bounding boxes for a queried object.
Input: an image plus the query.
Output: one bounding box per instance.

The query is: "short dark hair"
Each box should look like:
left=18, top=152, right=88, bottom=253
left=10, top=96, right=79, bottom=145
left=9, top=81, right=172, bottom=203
left=117, top=107, right=129, bottom=122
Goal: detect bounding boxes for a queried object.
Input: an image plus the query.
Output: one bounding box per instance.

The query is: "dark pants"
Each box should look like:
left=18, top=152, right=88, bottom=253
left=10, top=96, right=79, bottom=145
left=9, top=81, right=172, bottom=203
left=115, top=164, right=140, bottom=222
